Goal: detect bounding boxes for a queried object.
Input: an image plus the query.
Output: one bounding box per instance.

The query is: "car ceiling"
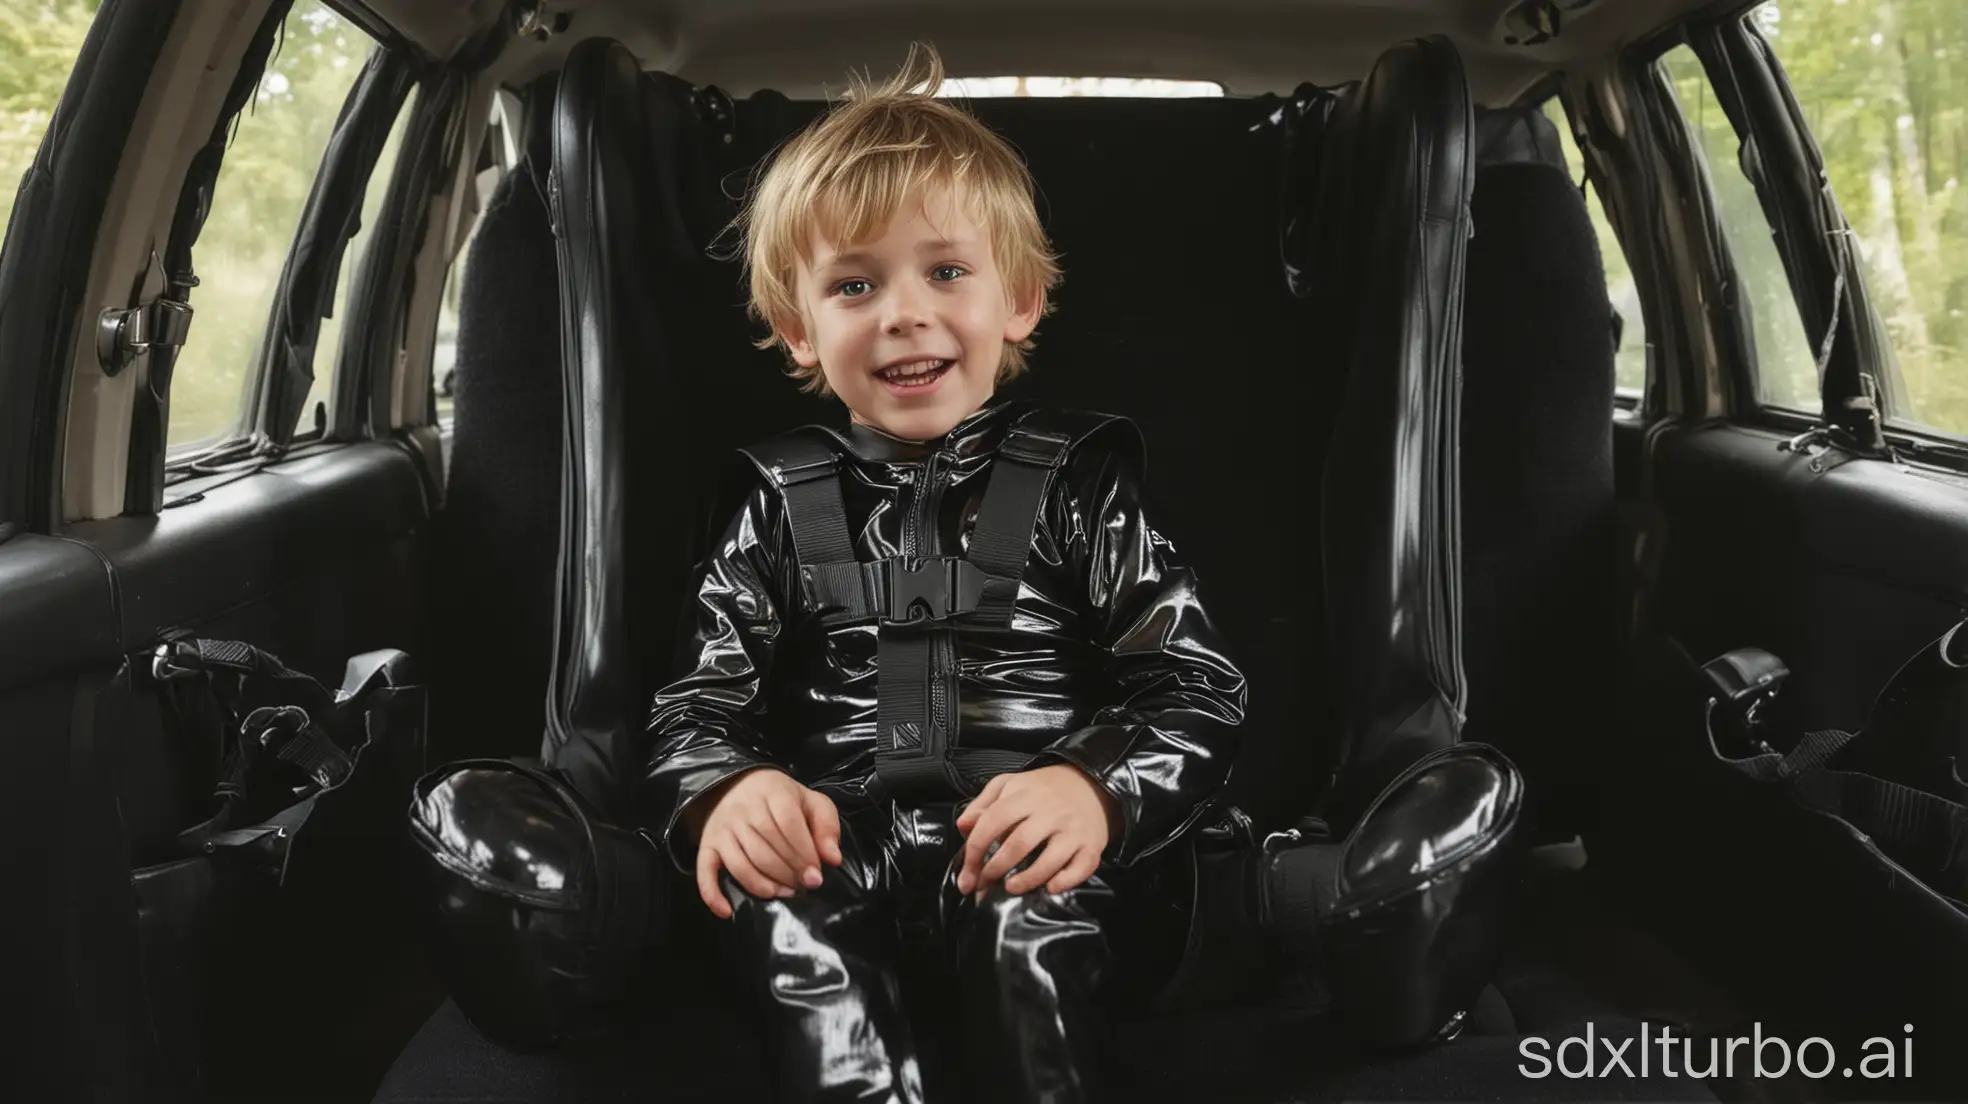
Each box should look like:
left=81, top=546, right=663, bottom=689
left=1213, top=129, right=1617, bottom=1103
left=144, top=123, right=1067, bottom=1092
left=346, top=0, right=1724, bottom=105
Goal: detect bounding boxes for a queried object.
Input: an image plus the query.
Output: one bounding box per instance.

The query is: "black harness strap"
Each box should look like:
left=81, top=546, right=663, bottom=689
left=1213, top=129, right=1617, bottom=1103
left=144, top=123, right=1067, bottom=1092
left=966, top=420, right=1078, bottom=626
left=740, top=408, right=1124, bottom=801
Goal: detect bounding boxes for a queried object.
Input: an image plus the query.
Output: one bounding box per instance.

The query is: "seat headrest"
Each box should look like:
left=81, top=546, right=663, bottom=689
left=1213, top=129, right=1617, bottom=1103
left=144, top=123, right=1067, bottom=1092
left=1474, top=104, right=1570, bottom=174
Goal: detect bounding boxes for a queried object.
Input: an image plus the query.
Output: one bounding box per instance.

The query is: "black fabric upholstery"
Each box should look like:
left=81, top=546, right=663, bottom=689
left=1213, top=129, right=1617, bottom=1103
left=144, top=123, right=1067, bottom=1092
left=430, top=79, right=563, bottom=767
left=1458, top=157, right=1618, bottom=835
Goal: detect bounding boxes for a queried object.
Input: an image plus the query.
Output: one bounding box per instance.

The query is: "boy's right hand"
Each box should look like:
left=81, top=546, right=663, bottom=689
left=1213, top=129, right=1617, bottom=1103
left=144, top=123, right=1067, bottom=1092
left=687, top=768, right=842, bottom=919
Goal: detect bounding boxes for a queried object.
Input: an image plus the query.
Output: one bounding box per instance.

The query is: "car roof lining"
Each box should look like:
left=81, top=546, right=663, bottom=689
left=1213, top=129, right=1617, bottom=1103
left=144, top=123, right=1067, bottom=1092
left=345, top=0, right=1726, bottom=107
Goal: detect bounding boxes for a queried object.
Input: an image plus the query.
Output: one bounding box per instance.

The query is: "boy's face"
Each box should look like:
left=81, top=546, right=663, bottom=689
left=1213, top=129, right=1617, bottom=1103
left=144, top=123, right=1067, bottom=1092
left=784, top=184, right=1042, bottom=442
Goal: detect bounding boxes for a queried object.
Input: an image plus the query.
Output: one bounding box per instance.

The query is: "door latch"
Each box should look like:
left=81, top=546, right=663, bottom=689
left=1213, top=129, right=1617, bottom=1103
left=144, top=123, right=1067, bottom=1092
left=97, top=298, right=193, bottom=377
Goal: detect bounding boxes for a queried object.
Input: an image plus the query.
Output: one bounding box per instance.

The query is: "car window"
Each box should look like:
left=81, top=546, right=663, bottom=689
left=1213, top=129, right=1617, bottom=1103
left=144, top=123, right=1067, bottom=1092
left=1542, top=99, right=1650, bottom=397
left=1658, top=39, right=1826, bottom=415
left=1744, top=0, right=1968, bottom=436
left=309, top=101, right=411, bottom=438
left=164, top=0, right=391, bottom=452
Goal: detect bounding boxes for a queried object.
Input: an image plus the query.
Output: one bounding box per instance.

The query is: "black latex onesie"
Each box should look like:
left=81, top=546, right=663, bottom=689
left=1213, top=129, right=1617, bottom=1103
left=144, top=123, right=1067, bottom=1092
left=640, top=397, right=1248, bottom=1103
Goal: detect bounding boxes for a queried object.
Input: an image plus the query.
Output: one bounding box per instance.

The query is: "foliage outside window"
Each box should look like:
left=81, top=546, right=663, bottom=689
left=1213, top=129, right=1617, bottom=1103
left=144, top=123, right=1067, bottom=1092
left=0, top=2, right=387, bottom=453
left=1660, top=42, right=1826, bottom=414
left=0, top=2, right=96, bottom=240
left=1755, top=0, right=1968, bottom=436
left=166, top=2, right=384, bottom=450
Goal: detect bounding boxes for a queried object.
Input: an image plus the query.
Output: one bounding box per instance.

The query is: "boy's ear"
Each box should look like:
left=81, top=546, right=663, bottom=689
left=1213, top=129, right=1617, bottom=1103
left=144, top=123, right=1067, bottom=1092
left=1003, top=279, right=1044, bottom=345
left=780, top=313, right=820, bottom=368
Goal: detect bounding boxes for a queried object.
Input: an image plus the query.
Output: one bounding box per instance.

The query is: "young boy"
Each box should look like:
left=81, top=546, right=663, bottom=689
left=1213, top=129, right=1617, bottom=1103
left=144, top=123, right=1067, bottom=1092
left=639, top=43, right=1247, bottom=1103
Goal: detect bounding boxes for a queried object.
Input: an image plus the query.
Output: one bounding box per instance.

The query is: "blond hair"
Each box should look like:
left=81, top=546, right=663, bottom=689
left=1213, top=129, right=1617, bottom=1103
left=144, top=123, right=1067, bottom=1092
left=732, top=42, right=1061, bottom=396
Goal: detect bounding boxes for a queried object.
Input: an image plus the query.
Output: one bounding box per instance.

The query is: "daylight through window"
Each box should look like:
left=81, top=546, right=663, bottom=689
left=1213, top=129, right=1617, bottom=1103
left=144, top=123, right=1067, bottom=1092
left=1746, top=0, right=1968, bottom=436
left=164, top=1, right=381, bottom=451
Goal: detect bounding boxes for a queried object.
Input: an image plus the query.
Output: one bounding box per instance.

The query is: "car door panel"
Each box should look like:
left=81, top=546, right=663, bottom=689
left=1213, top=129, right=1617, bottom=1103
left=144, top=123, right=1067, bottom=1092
left=3, top=437, right=436, bottom=1101
left=1628, top=423, right=1968, bottom=733
left=71, top=441, right=432, bottom=659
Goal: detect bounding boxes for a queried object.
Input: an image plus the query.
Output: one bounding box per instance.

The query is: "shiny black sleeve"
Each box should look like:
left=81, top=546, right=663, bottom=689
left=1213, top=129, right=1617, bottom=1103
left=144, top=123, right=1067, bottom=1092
left=638, top=480, right=789, bottom=873
left=1037, top=430, right=1249, bottom=866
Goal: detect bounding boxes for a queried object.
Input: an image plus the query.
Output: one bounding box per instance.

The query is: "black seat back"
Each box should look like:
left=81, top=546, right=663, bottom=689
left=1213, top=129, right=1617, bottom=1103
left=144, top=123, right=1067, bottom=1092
left=431, top=74, right=562, bottom=766
left=537, top=38, right=1476, bottom=829
left=1301, top=37, right=1475, bottom=828
left=1459, top=106, right=1618, bottom=835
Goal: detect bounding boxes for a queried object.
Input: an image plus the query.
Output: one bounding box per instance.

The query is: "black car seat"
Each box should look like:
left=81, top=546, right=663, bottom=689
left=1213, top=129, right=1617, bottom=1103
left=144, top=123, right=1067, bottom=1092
left=376, top=34, right=1726, bottom=1104
left=534, top=45, right=1474, bottom=840
left=429, top=73, right=564, bottom=767
left=1294, top=36, right=1473, bottom=831
left=1459, top=105, right=1619, bottom=840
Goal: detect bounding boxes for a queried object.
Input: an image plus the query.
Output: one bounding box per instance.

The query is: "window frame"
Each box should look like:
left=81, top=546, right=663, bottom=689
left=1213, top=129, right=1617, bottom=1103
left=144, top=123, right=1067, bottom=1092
left=1597, top=0, right=1968, bottom=469
left=1551, top=33, right=1757, bottom=427
left=233, top=44, right=422, bottom=458
left=0, top=0, right=236, bottom=532
left=1677, top=7, right=1901, bottom=451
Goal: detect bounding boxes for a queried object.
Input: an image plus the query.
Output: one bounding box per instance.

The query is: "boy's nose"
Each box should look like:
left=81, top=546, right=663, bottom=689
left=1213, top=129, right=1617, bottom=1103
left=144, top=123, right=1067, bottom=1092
left=882, top=287, right=932, bottom=334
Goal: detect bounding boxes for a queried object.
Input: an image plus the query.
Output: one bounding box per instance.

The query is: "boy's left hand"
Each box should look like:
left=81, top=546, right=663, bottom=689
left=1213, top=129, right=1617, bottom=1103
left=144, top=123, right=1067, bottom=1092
left=956, top=763, right=1120, bottom=897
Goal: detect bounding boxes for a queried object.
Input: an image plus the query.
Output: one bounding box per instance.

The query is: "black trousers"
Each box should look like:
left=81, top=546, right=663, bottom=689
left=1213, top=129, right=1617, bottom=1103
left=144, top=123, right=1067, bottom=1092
left=719, top=799, right=1186, bottom=1104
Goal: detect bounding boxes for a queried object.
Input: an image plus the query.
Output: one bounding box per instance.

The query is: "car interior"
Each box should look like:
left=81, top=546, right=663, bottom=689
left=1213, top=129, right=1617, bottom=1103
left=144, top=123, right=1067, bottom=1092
left=6, top=0, right=1968, bottom=1101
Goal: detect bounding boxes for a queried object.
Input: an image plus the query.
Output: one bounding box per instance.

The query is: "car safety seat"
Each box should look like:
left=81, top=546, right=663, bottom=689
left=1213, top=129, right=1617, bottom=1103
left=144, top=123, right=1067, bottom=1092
left=386, top=33, right=1528, bottom=1097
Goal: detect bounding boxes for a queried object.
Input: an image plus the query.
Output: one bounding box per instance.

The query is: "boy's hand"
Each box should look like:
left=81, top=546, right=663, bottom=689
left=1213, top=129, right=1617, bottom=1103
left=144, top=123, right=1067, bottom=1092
left=689, top=768, right=842, bottom=920
left=955, top=764, right=1120, bottom=898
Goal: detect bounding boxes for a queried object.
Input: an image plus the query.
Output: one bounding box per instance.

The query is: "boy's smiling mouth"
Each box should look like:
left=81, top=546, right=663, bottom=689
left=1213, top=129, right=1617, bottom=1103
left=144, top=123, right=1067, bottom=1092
left=875, top=357, right=954, bottom=389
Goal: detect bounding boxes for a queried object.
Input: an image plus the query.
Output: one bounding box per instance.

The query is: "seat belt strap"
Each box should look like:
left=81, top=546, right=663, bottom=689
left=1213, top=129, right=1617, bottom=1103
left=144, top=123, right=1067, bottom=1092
left=964, top=414, right=1085, bottom=626
left=739, top=430, right=866, bottom=624
left=738, top=408, right=1125, bottom=800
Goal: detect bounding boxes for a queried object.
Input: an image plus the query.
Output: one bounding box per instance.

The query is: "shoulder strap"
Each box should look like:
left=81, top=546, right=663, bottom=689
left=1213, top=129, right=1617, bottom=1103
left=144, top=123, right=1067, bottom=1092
left=738, top=410, right=1133, bottom=802
left=738, top=426, right=857, bottom=567
left=737, top=428, right=883, bottom=624
left=965, top=407, right=1133, bottom=625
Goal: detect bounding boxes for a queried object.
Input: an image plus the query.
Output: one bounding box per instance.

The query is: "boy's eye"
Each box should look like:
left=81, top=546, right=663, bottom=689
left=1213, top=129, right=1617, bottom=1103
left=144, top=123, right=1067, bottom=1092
left=931, top=265, right=967, bottom=282
left=833, top=278, right=872, bottom=298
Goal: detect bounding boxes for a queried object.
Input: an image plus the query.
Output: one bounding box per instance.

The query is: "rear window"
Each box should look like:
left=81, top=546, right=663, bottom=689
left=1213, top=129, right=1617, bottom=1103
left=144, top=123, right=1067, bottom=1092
left=937, top=77, right=1224, bottom=98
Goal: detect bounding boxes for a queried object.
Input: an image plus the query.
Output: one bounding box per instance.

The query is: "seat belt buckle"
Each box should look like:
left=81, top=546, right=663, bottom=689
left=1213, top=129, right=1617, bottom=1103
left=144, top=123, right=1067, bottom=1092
left=1702, top=647, right=1789, bottom=757
left=882, top=557, right=986, bottom=625
left=152, top=640, right=204, bottom=681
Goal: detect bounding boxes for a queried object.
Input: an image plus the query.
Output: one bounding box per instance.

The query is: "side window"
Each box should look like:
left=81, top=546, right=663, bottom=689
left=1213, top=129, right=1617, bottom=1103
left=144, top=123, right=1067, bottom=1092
left=1658, top=40, right=1825, bottom=414
left=1746, top=0, right=1968, bottom=436
left=165, top=1, right=399, bottom=453
left=1542, top=99, right=1651, bottom=396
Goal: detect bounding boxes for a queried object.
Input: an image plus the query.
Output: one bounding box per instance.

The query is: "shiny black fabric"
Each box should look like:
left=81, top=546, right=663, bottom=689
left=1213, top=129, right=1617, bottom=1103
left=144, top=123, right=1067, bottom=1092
left=1160, top=743, right=1526, bottom=1050
left=722, top=800, right=1148, bottom=1103
left=639, top=398, right=1249, bottom=873
left=1318, top=742, right=1526, bottom=1049
left=407, top=760, right=666, bottom=1048
left=1298, top=37, right=1473, bottom=829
